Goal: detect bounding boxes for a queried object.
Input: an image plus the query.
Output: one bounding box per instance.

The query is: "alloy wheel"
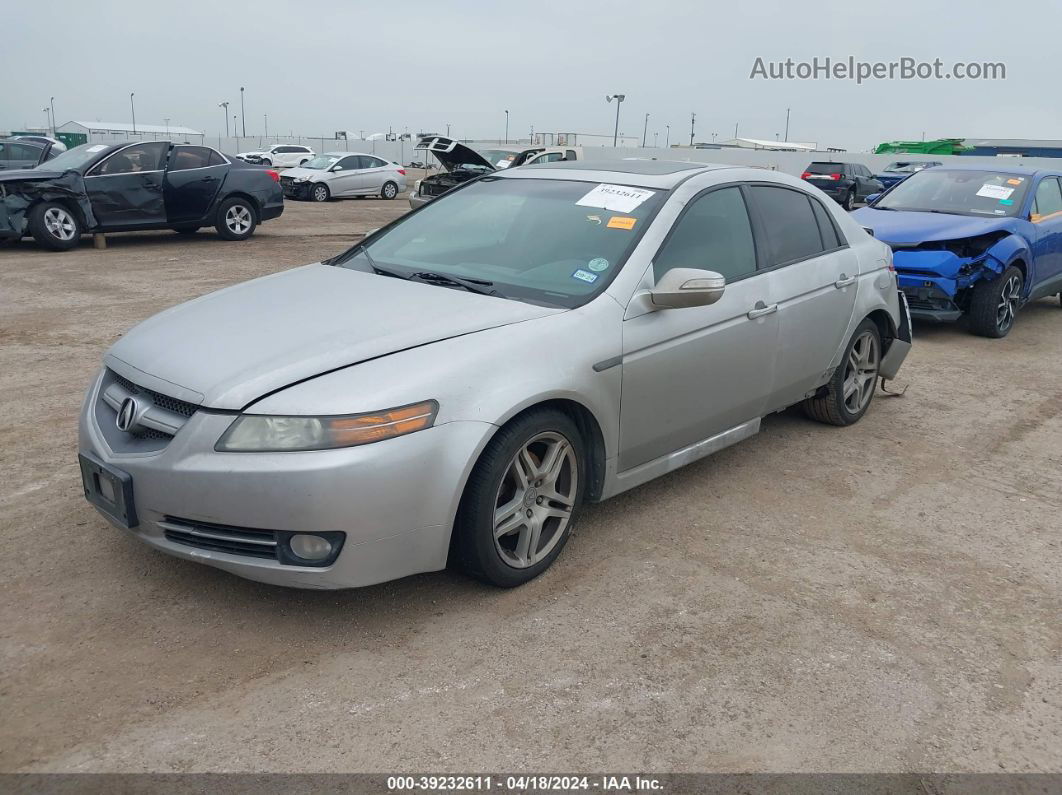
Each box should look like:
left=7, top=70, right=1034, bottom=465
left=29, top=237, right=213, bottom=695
left=314, top=185, right=328, bottom=202
left=492, top=431, right=578, bottom=569
left=842, top=330, right=879, bottom=414
left=44, top=207, right=76, bottom=241
left=225, top=205, right=252, bottom=234
left=383, top=183, right=397, bottom=199
left=996, top=273, right=1022, bottom=333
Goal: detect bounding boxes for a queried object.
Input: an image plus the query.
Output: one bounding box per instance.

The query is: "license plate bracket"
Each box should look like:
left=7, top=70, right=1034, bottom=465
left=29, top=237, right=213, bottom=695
left=79, top=452, right=138, bottom=529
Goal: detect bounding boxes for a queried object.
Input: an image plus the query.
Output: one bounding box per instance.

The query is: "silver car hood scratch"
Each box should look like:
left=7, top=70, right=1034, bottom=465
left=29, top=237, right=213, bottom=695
left=105, top=263, right=561, bottom=410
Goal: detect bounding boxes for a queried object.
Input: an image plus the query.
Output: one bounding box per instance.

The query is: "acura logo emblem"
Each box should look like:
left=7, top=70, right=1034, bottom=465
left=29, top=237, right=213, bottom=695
left=116, top=397, right=140, bottom=432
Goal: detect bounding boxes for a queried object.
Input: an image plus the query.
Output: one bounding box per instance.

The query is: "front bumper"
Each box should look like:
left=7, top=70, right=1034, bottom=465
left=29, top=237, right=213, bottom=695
left=408, top=193, right=431, bottom=209
left=896, top=271, right=964, bottom=322
left=281, top=180, right=313, bottom=200
left=78, top=371, right=494, bottom=589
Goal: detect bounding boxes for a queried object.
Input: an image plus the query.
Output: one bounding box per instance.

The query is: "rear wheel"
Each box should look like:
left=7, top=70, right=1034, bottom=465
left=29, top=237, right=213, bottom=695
left=803, top=319, right=881, bottom=426
left=28, top=202, right=81, bottom=251
left=842, top=188, right=855, bottom=211
left=969, top=266, right=1022, bottom=338
left=381, top=181, right=399, bottom=200
left=215, top=197, right=257, bottom=241
left=454, top=409, right=586, bottom=587
left=311, top=183, right=330, bottom=203
left=260, top=158, right=272, bottom=166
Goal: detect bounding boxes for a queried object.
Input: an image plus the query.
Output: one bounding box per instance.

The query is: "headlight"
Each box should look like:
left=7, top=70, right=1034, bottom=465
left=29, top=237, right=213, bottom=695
left=215, top=400, right=438, bottom=452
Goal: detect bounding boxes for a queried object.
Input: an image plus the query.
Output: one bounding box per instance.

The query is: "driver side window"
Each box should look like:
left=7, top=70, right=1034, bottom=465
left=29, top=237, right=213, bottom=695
left=652, top=187, right=757, bottom=283
left=94, top=143, right=167, bottom=175
left=335, top=156, right=360, bottom=170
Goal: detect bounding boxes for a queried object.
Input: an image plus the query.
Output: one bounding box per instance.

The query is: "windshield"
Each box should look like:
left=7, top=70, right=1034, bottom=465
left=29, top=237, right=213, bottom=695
left=874, top=169, right=1031, bottom=217
left=302, top=155, right=340, bottom=170
left=332, top=177, right=664, bottom=308
left=35, top=142, right=108, bottom=172
left=475, top=149, right=519, bottom=169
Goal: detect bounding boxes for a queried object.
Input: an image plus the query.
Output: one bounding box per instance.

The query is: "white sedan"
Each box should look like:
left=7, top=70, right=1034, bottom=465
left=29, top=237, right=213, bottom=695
left=278, top=152, right=407, bottom=201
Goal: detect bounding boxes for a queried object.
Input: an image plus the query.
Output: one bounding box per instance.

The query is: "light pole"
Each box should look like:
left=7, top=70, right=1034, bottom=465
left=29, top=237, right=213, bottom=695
left=734, top=122, right=739, bottom=139
left=504, top=109, right=509, bottom=143
left=164, top=117, right=170, bottom=135
left=130, top=92, right=136, bottom=134
left=654, top=131, right=658, bottom=147
left=642, top=113, right=649, bottom=147
left=665, top=124, right=670, bottom=148
left=689, top=112, right=696, bottom=146
left=606, top=94, right=625, bottom=147
left=219, top=102, right=230, bottom=138
left=42, top=108, right=50, bottom=132
left=264, top=114, right=268, bottom=139
left=784, top=107, right=790, bottom=142
left=240, top=87, right=246, bottom=137
left=50, top=96, right=56, bottom=136
left=446, top=123, right=451, bottom=137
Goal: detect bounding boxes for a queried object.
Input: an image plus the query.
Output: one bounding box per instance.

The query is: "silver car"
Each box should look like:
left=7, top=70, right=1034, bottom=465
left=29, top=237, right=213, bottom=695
left=78, top=161, right=911, bottom=589
left=279, top=152, right=407, bottom=201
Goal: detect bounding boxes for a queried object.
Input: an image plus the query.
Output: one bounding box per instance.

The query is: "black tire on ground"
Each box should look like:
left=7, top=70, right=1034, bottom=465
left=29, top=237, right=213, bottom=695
left=260, top=158, right=272, bottom=166
left=380, top=181, right=399, bottom=200
left=311, top=183, right=330, bottom=203
left=968, top=265, right=1023, bottom=338
left=453, top=408, right=587, bottom=588
left=842, top=189, right=855, bottom=211
left=171, top=226, right=199, bottom=235
left=214, top=197, right=257, bottom=241
left=27, top=202, right=82, bottom=251
left=803, top=319, right=882, bottom=427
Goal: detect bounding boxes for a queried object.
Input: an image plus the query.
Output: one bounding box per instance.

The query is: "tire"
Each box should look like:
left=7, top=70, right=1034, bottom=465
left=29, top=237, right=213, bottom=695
left=311, top=183, right=330, bottom=203
left=28, top=202, right=81, bottom=251
left=968, top=266, right=1022, bottom=338
left=260, top=158, right=272, bottom=166
left=842, top=189, right=855, bottom=211
left=171, top=226, right=199, bottom=235
left=214, top=197, right=257, bottom=241
left=803, top=319, right=882, bottom=427
left=380, top=181, right=399, bottom=200
left=453, top=409, right=587, bottom=587
left=299, top=158, right=309, bottom=166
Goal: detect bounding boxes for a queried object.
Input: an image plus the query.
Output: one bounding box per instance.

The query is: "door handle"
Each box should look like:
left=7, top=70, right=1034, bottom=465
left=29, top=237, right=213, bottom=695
left=747, top=301, right=778, bottom=319
left=834, top=274, right=856, bottom=288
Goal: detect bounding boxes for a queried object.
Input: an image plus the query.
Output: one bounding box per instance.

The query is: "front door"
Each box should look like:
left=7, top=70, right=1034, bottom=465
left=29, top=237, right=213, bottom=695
left=746, top=185, right=859, bottom=410
left=84, top=142, right=168, bottom=230
left=327, top=155, right=365, bottom=196
left=619, top=185, right=779, bottom=471
left=164, top=146, right=226, bottom=224
left=1029, top=176, right=1062, bottom=298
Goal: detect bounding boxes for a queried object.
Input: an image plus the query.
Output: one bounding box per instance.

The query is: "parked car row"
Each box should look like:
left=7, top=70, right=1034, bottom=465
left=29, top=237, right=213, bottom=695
left=77, top=160, right=912, bottom=590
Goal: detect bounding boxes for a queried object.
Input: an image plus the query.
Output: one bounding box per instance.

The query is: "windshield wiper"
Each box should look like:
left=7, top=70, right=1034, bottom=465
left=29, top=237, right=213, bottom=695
left=409, top=271, right=497, bottom=296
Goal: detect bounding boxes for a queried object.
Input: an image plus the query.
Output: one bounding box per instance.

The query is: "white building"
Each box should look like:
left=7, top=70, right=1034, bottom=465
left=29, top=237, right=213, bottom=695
left=56, top=120, right=205, bottom=145
left=718, top=137, right=818, bottom=152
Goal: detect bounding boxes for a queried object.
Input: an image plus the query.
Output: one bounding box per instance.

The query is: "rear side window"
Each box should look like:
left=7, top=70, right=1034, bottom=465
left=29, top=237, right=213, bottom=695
left=1034, top=177, right=1062, bottom=218
left=367, top=157, right=388, bottom=168
left=169, top=146, right=213, bottom=171
left=208, top=149, right=226, bottom=166
left=810, top=199, right=842, bottom=249
left=653, top=187, right=757, bottom=283
left=750, top=186, right=827, bottom=265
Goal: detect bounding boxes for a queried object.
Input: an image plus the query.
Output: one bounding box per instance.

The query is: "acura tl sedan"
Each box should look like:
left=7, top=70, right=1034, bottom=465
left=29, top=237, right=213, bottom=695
left=78, top=161, right=911, bottom=589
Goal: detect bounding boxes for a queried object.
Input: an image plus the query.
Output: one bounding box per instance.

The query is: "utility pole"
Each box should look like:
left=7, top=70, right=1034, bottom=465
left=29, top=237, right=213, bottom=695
left=642, top=112, right=649, bottom=147
left=690, top=112, right=696, bottom=146
left=504, top=110, right=509, bottom=143
left=42, top=108, right=50, bottom=132
left=446, top=123, right=451, bottom=137
left=240, top=87, right=246, bottom=137
left=734, top=122, right=739, bottom=139
left=164, top=117, right=170, bottom=135
left=784, top=107, right=791, bottom=142
left=50, top=96, right=56, bottom=136
left=264, top=114, right=268, bottom=138
left=130, top=92, right=136, bottom=134
left=606, top=95, right=625, bottom=147
left=219, top=102, right=230, bottom=137
left=654, top=131, right=658, bottom=147
left=665, top=124, right=670, bottom=148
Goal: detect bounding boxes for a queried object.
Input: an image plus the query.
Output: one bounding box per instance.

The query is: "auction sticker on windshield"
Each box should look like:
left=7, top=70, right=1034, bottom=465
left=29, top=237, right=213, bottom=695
left=577, top=184, right=656, bottom=213
left=976, top=184, right=1014, bottom=200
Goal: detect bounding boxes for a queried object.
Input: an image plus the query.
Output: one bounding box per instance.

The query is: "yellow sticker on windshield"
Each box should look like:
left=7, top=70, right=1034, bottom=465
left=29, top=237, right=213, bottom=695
left=1007, top=178, right=1023, bottom=185
left=607, top=216, right=637, bottom=230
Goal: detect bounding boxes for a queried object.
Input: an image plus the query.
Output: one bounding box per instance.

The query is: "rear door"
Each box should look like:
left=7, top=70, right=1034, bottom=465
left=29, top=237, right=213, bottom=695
left=84, top=142, right=169, bottom=229
left=360, top=155, right=391, bottom=192
left=1029, top=175, right=1062, bottom=297
left=164, top=146, right=227, bottom=224
left=746, top=184, right=858, bottom=411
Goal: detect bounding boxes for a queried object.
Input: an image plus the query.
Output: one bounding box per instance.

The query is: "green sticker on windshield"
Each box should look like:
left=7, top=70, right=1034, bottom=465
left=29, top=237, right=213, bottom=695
left=1000, top=199, right=1014, bottom=206
left=587, top=258, right=609, bottom=272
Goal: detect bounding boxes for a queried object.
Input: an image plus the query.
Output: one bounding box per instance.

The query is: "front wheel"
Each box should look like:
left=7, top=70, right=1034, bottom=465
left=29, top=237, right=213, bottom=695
left=28, top=202, right=81, bottom=251
left=215, top=197, right=257, bottom=241
left=311, top=183, right=330, bottom=203
left=453, top=409, right=586, bottom=587
left=968, top=266, right=1022, bottom=338
left=803, top=319, right=881, bottom=426
left=380, top=181, right=399, bottom=200
left=260, top=158, right=272, bottom=166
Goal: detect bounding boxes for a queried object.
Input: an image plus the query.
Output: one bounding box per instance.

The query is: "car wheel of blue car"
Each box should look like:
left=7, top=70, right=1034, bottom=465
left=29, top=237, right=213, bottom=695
left=969, top=266, right=1023, bottom=339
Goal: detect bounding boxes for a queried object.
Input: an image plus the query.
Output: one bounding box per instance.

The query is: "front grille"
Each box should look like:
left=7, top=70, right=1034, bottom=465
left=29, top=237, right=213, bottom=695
left=161, top=516, right=278, bottom=560
left=95, top=369, right=199, bottom=453
left=111, top=372, right=197, bottom=417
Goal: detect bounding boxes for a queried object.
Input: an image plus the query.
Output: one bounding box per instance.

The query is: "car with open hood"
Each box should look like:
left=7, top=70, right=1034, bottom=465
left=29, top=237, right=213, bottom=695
left=853, top=165, right=1062, bottom=337
left=78, top=160, right=909, bottom=590
left=278, top=152, right=406, bottom=201
left=0, top=141, right=283, bottom=250
left=409, top=136, right=581, bottom=208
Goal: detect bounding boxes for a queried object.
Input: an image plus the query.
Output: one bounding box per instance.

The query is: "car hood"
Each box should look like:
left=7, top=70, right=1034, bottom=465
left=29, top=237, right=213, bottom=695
left=105, top=263, right=561, bottom=410
left=415, top=136, right=497, bottom=173
left=851, top=207, right=1020, bottom=245
left=277, top=166, right=325, bottom=180
left=0, top=168, right=65, bottom=183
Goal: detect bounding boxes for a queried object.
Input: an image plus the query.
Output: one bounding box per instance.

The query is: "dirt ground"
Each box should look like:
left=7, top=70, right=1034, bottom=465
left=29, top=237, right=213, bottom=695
left=1, top=186, right=1060, bottom=774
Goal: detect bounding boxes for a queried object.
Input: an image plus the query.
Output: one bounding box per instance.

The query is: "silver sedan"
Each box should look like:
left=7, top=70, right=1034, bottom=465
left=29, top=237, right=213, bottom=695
left=279, top=152, right=407, bottom=201
left=78, top=161, right=911, bottom=589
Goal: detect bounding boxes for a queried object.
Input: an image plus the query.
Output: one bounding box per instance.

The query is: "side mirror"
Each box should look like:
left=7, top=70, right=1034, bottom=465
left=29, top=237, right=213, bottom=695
left=649, top=268, right=726, bottom=309
left=865, top=193, right=881, bottom=204
left=331, top=166, right=343, bottom=172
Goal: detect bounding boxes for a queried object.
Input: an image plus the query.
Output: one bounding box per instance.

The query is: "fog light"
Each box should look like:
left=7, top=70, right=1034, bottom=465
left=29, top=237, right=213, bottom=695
left=288, top=534, right=333, bottom=561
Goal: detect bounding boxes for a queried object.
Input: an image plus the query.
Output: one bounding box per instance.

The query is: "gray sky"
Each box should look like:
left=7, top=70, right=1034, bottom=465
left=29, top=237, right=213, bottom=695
left=4, top=0, right=1058, bottom=151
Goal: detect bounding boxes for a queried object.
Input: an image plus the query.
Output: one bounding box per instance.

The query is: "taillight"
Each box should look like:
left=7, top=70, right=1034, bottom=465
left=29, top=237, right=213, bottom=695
left=830, top=173, right=842, bottom=180
left=397, top=169, right=406, bottom=175
left=801, top=171, right=812, bottom=179
left=266, top=169, right=280, bottom=182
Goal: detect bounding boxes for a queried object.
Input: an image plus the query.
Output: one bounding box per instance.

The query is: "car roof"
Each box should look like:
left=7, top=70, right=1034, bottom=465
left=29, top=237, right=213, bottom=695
left=506, top=159, right=728, bottom=189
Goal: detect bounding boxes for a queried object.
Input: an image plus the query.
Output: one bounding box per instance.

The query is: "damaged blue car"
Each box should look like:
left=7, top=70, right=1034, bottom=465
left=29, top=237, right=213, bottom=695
left=853, top=165, right=1062, bottom=337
